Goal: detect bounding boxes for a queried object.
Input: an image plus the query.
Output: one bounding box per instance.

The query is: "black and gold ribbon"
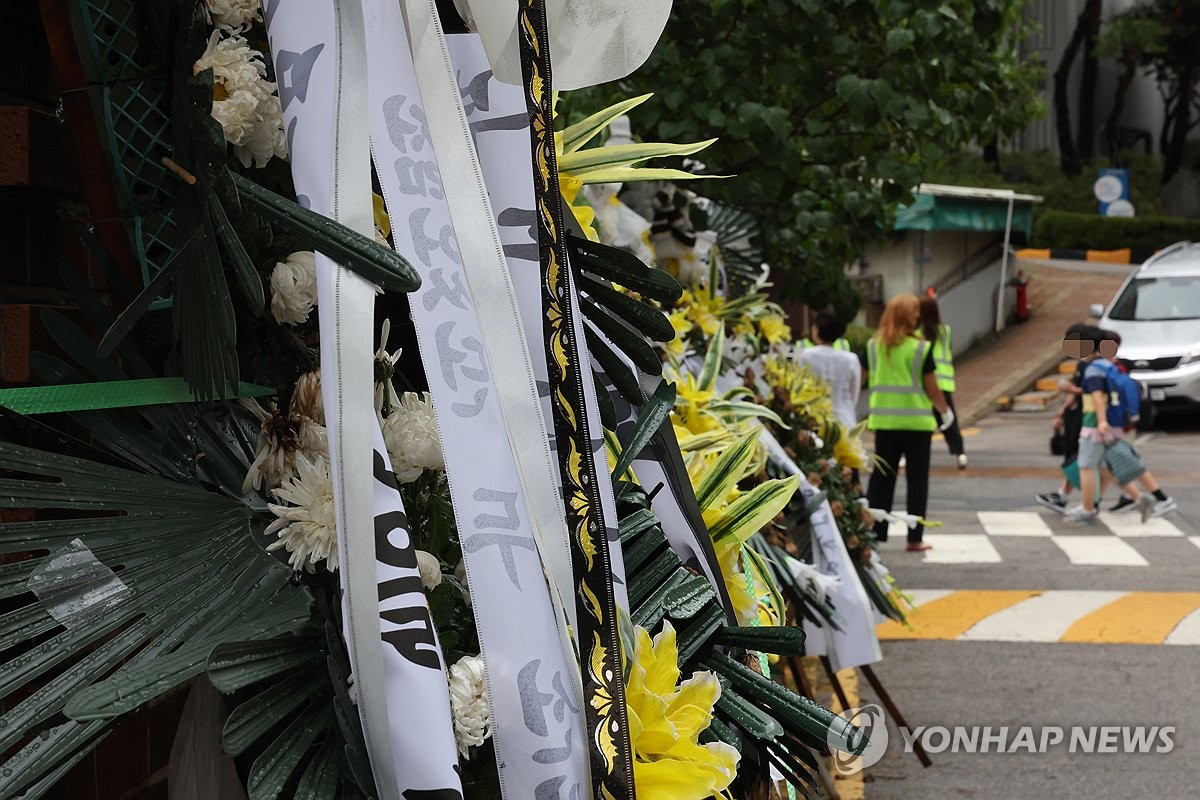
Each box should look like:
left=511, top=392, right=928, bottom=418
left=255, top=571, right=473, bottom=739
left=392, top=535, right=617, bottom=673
left=516, top=1, right=637, bottom=797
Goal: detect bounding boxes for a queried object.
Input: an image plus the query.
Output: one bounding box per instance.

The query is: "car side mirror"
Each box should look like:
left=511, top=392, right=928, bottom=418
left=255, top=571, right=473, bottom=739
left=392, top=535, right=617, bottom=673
left=1088, top=303, right=1105, bottom=319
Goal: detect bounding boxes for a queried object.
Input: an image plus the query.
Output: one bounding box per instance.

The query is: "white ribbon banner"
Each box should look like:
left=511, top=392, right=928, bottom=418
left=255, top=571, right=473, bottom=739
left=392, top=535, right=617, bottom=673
left=757, top=429, right=881, bottom=671
left=450, top=36, right=629, bottom=611
left=364, top=7, right=588, bottom=799
left=264, top=1, right=461, bottom=797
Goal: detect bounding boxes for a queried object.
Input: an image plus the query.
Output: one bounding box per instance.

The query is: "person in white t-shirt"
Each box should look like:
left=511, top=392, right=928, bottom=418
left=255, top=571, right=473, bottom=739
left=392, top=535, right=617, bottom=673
left=799, top=311, right=863, bottom=431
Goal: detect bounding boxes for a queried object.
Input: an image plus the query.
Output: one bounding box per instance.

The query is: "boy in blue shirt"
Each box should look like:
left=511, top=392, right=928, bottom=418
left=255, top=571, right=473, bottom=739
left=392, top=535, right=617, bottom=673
left=1065, top=328, right=1176, bottom=524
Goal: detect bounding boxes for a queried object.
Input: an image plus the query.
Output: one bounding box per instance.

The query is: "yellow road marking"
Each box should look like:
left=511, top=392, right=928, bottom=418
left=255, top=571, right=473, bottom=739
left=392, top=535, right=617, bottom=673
left=837, top=667, right=863, bottom=800
left=877, top=590, right=1041, bottom=640
left=1061, top=592, right=1200, bottom=644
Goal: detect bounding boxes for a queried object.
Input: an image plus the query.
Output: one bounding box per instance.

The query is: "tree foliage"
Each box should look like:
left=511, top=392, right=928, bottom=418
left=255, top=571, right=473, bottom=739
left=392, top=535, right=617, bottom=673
left=1098, top=0, right=1200, bottom=183
left=565, top=0, right=1043, bottom=316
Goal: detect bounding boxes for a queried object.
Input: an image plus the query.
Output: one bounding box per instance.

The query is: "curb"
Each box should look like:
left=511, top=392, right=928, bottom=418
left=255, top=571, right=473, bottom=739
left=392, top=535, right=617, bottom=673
left=1015, top=247, right=1151, bottom=265
left=958, top=344, right=1064, bottom=427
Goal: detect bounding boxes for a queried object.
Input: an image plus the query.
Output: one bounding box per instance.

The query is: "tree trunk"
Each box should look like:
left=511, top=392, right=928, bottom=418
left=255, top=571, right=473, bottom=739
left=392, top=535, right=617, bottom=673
left=1162, top=56, right=1197, bottom=184
left=982, top=135, right=999, bottom=167
left=1054, top=0, right=1101, bottom=175
left=1076, top=0, right=1103, bottom=163
left=1104, top=47, right=1139, bottom=161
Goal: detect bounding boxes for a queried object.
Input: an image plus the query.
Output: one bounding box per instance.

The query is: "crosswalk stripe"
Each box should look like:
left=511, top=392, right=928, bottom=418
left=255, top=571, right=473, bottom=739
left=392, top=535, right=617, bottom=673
left=978, top=511, right=1052, bottom=537
left=1061, top=592, right=1200, bottom=644
left=1050, top=535, right=1148, bottom=566
left=1098, top=511, right=1184, bottom=538
left=1165, top=608, right=1200, bottom=645
left=877, top=590, right=1039, bottom=640
left=880, top=591, right=1200, bottom=645
left=1190, top=536, right=1200, bottom=552
left=904, top=589, right=955, bottom=608
left=919, top=534, right=1002, bottom=563
left=958, top=591, right=1126, bottom=642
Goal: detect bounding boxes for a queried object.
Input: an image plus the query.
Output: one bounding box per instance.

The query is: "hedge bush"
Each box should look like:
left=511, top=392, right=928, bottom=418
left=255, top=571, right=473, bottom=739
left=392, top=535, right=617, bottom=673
left=844, top=323, right=876, bottom=365
left=1031, top=210, right=1200, bottom=251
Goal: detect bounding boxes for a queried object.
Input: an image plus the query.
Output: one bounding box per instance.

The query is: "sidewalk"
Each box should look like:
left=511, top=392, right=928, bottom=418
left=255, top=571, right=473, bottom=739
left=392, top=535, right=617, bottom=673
left=952, top=258, right=1130, bottom=426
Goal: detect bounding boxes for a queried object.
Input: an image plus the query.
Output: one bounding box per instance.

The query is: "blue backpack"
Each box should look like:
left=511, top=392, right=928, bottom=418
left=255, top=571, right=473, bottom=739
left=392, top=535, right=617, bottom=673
left=1103, top=362, right=1141, bottom=428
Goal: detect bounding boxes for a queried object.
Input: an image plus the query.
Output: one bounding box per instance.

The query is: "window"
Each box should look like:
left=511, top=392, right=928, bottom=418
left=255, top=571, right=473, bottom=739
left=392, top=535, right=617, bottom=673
left=1109, top=275, right=1200, bottom=321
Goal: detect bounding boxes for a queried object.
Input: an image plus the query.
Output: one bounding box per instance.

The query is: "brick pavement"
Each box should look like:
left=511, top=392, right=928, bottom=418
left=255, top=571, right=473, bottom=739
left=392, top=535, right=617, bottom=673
left=952, top=258, right=1131, bottom=426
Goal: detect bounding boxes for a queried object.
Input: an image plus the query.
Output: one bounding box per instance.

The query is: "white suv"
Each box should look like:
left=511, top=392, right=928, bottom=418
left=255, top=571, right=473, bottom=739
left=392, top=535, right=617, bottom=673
left=1089, top=241, right=1200, bottom=420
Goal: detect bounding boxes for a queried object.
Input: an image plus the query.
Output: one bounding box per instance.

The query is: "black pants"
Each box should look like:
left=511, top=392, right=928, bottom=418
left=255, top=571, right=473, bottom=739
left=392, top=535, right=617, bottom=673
left=867, top=429, right=932, bottom=543
left=933, top=391, right=964, bottom=456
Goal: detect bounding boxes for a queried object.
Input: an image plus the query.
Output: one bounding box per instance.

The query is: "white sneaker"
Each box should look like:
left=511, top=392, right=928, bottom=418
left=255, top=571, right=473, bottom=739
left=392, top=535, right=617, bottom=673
left=956, top=454, right=968, bottom=470
left=1137, top=494, right=1156, bottom=524
left=1064, top=505, right=1099, bottom=526
left=1152, top=497, right=1178, bottom=519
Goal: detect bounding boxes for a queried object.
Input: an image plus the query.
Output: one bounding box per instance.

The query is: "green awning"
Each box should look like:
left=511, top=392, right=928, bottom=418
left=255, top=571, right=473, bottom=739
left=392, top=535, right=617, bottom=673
left=894, top=193, right=1035, bottom=239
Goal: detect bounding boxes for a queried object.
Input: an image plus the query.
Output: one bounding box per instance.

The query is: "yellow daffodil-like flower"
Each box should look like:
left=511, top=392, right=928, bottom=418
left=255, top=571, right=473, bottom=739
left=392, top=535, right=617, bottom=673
left=732, top=319, right=756, bottom=339
left=666, top=310, right=694, bottom=360
left=626, top=622, right=740, bottom=799
left=673, top=373, right=723, bottom=436
left=714, top=540, right=758, bottom=625
left=833, top=423, right=869, bottom=470
left=558, top=173, right=599, bottom=242
left=680, top=288, right=724, bottom=337
left=762, top=354, right=838, bottom=435
left=756, top=314, right=792, bottom=346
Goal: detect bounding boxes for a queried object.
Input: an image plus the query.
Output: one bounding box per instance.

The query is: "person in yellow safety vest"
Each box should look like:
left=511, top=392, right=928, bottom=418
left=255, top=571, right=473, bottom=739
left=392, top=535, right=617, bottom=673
left=865, top=294, right=954, bottom=552
left=919, top=295, right=967, bottom=470
left=801, top=334, right=852, bottom=352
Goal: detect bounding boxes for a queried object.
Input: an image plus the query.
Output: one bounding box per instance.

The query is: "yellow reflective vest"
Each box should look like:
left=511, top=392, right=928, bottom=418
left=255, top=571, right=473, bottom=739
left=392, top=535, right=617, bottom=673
left=801, top=337, right=851, bottom=352
left=867, top=335, right=935, bottom=432
left=933, top=323, right=955, bottom=393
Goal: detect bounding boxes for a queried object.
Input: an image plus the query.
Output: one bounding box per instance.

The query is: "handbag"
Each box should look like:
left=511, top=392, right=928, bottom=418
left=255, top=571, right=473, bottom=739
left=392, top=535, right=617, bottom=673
left=1050, top=430, right=1065, bottom=456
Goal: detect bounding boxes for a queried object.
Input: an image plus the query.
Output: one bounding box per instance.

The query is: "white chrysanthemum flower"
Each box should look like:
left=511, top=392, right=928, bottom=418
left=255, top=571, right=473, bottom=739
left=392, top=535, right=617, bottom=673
left=381, top=393, right=443, bottom=483
left=242, top=398, right=327, bottom=494
left=205, top=0, right=262, bottom=32
left=415, top=550, right=442, bottom=591
left=193, top=31, right=287, bottom=167
left=233, top=91, right=288, bottom=168
left=447, top=655, right=491, bottom=756
left=265, top=453, right=338, bottom=572
left=270, top=251, right=316, bottom=325
left=290, top=370, right=324, bottom=426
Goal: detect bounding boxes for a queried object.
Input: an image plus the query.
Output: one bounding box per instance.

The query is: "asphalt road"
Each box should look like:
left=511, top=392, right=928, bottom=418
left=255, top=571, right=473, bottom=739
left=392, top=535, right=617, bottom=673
left=856, top=406, right=1200, bottom=800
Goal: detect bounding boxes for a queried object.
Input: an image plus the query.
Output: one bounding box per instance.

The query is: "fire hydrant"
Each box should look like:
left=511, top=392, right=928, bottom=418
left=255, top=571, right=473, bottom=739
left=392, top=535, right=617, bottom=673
left=1009, top=270, right=1030, bottom=322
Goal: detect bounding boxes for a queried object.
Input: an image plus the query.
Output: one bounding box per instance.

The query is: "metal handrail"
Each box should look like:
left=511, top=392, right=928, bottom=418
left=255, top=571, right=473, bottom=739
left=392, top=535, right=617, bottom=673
left=931, top=235, right=1005, bottom=296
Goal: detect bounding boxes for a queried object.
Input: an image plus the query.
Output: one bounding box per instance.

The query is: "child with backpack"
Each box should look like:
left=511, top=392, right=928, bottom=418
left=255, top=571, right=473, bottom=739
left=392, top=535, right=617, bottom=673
left=1035, top=324, right=1089, bottom=513
left=1065, top=328, right=1176, bottom=525
left=1094, top=330, right=1177, bottom=520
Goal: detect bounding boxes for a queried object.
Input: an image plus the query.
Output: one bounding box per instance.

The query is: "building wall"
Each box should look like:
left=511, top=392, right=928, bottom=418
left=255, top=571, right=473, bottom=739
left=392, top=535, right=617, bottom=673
left=857, top=230, right=1000, bottom=303
left=1017, top=0, right=1167, bottom=160
left=938, top=257, right=1018, bottom=357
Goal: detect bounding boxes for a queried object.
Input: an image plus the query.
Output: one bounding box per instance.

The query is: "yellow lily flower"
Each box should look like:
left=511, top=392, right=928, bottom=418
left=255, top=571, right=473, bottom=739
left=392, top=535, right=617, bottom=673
left=756, top=314, right=792, bottom=346
left=833, top=424, right=868, bottom=470
left=626, top=622, right=740, bottom=800
left=714, top=540, right=758, bottom=625
left=665, top=310, right=694, bottom=359
left=558, top=174, right=599, bottom=242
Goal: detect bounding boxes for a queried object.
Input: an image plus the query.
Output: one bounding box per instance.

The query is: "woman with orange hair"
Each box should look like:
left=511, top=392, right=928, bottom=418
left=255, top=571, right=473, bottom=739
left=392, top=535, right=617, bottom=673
left=865, top=293, right=953, bottom=551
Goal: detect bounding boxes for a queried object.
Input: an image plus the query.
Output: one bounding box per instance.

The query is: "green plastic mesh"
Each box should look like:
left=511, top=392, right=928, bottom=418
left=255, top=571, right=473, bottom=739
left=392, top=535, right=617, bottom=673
left=74, top=0, right=157, bottom=83
left=100, top=80, right=176, bottom=215
left=72, top=0, right=179, bottom=303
